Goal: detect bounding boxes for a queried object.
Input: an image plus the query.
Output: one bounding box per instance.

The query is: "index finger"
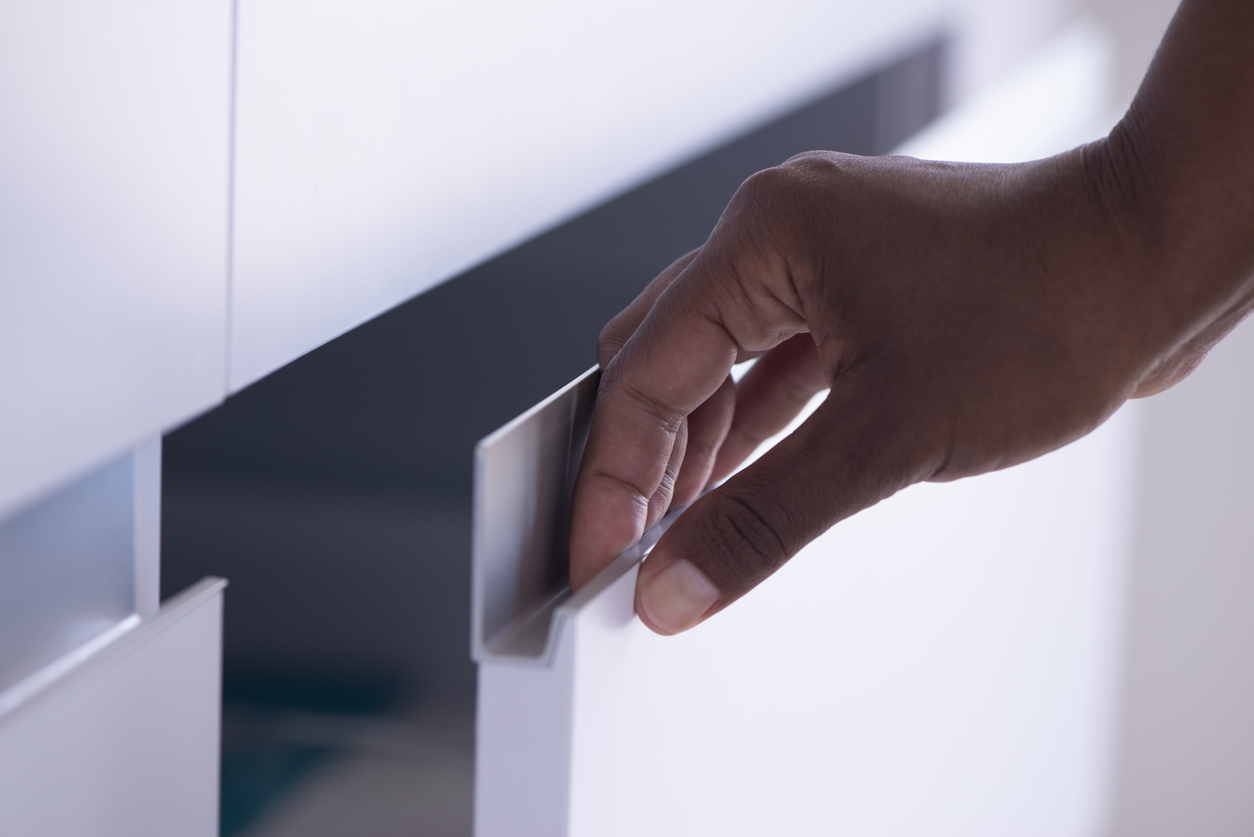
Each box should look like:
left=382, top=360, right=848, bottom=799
left=568, top=243, right=806, bottom=588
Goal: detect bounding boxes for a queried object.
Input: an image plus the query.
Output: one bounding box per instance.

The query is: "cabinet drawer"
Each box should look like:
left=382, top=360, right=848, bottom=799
left=0, top=579, right=225, bottom=837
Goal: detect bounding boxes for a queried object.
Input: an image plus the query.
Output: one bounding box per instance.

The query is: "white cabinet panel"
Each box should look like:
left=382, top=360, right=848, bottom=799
left=478, top=407, right=1139, bottom=836
left=0, top=0, right=232, bottom=518
left=0, top=454, right=134, bottom=699
left=0, top=436, right=164, bottom=702
left=473, top=365, right=1139, bottom=836
left=0, top=578, right=225, bottom=837
left=229, top=0, right=950, bottom=389
left=1107, top=307, right=1254, bottom=834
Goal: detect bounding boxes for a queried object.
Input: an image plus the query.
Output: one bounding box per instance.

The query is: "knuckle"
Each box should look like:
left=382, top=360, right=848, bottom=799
left=597, top=319, right=631, bottom=367
left=616, top=380, right=686, bottom=436
left=680, top=438, right=719, bottom=474
left=700, top=492, right=789, bottom=589
left=732, top=152, right=854, bottom=229
left=597, top=316, right=624, bottom=345
left=589, top=467, right=654, bottom=510
left=735, top=165, right=800, bottom=218
left=780, top=149, right=840, bottom=172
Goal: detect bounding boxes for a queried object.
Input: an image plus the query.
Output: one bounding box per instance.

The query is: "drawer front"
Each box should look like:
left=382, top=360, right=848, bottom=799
left=0, top=0, right=231, bottom=518
left=0, top=579, right=225, bottom=837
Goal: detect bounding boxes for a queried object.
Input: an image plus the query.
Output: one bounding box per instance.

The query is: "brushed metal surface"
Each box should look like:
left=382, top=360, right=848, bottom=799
left=471, top=367, right=598, bottom=664
left=471, top=366, right=690, bottom=665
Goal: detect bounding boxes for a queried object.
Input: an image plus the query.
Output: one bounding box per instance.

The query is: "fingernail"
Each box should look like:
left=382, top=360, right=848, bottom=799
left=639, top=559, right=721, bottom=635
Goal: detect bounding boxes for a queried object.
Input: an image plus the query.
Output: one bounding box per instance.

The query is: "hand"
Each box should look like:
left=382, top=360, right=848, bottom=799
left=568, top=150, right=1245, bottom=639
left=568, top=0, right=1254, bottom=635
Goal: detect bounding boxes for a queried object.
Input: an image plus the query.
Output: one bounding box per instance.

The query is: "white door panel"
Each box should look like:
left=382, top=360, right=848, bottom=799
left=0, top=578, right=225, bottom=837
left=1108, top=302, right=1254, bottom=835
left=475, top=381, right=1140, bottom=836
left=228, top=0, right=955, bottom=389
left=0, top=0, right=231, bottom=518
left=0, top=455, right=134, bottom=699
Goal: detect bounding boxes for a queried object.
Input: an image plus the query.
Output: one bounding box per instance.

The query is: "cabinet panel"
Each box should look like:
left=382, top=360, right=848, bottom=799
left=0, top=436, right=162, bottom=704
left=0, top=0, right=231, bottom=517
left=0, top=455, right=134, bottom=699
left=0, top=579, right=225, bottom=837
left=477, top=390, right=1140, bottom=837
left=228, top=0, right=948, bottom=389
left=1108, top=299, right=1254, bottom=834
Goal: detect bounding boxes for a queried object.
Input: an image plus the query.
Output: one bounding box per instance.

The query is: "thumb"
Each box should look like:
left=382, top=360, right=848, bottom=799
left=634, top=374, right=932, bottom=635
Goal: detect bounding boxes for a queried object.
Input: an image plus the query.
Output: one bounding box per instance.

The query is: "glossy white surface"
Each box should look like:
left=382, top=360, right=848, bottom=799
left=229, top=0, right=961, bottom=389
left=1109, top=315, right=1254, bottom=835
left=133, top=438, right=163, bottom=621
left=0, top=454, right=134, bottom=698
left=0, top=0, right=1089, bottom=517
left=0, top=579, right=224, bottom=837
left=477, top=403, right=1140, bottom=837
left=0, top=0, right=231, bottom=518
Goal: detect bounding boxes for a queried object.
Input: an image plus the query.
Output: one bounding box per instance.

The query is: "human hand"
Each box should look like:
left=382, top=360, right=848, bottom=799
left=568, top=136, right=1233, bottom=635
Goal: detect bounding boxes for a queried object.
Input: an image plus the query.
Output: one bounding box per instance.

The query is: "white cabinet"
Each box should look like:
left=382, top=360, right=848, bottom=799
left=0, top=455, right=134, bottom=698
left=0, top=436, right=162, bottom=698
left=479, top=424, right=1140, bottom=836
left=0, top=579, right=225, bottom=837
left=0, top=0, right=232, bottom=518
left=228, top=0, right=955, bottom=389
left=0, top=420, right=222, bottom=837
left=1109, top=307, right=1254, bottom=836
left=474, top=375, right=1140, bottom=837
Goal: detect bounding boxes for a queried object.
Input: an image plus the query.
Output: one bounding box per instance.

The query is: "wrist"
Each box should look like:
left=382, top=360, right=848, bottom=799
left=1078, top=120, right=1254, bottom=396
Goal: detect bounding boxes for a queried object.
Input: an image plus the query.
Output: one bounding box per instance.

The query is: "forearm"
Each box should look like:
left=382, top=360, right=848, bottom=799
left=1102, top=0, right=1254, bottom=391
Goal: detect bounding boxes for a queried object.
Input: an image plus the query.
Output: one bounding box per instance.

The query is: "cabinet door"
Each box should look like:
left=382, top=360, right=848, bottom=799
left=474, top=378, right=1139, bottom=837
left=228, top=0, right=949, bottom=389
left=0, top=0, right=231, bottom=517
left=473, top=27, right=1127, bottom=836
left=0, top=579, right=225, bottom=837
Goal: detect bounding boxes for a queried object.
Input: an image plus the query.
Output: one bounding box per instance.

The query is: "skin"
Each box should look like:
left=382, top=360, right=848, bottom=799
left=569, top=0, right=1254, bottom=636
